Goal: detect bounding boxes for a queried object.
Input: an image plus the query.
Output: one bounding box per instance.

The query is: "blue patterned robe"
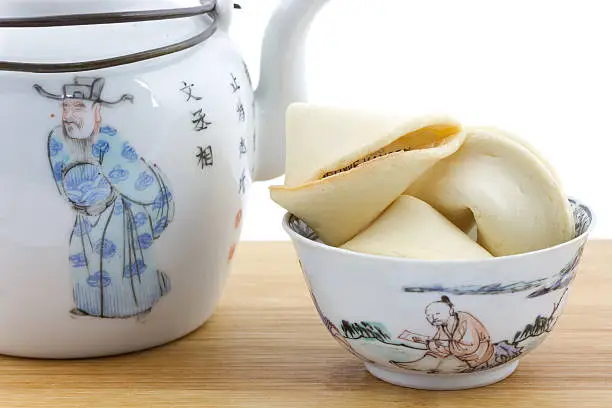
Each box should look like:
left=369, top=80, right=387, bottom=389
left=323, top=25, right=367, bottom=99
left=48, top=125, right=175, bottom=318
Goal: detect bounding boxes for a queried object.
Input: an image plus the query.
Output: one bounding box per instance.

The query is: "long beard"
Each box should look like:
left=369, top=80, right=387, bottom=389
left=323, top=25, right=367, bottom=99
left=64, top=131, right=97, bottom=163
left=72, top=138, right=92, bottom=157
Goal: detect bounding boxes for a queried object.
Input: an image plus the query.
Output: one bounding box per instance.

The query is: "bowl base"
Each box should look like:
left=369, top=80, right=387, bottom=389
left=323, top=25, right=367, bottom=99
left=365, top=360, right=519, bottom=390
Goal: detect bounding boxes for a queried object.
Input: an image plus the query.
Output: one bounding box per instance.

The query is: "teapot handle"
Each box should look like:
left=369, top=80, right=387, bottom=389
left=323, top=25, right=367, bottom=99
left=251, top=0, right=330, bottom=181
left=0, top=2, right=217, bottom=73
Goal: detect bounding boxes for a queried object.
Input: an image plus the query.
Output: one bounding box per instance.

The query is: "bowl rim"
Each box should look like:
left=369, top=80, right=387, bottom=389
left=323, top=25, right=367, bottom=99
left=281, top=197, right=596, bottom=265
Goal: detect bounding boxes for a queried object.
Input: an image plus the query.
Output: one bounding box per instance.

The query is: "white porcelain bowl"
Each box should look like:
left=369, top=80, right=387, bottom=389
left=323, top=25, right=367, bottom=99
left=282, top=198, right=594, bottom=390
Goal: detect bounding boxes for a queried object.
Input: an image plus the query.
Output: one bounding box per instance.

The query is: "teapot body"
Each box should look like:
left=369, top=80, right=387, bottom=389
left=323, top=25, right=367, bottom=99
left=0, top=20, right=255, bottom=357
left=0, top=0, right=332, bottom=358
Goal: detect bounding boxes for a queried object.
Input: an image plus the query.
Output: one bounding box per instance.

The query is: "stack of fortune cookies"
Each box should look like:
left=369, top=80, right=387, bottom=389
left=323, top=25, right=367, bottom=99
left=269, top=103, right=575, bottom=260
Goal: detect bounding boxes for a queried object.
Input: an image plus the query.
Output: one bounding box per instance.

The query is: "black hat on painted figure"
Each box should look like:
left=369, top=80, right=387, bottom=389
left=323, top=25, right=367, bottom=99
left=33, top=77, right=134, bottom=106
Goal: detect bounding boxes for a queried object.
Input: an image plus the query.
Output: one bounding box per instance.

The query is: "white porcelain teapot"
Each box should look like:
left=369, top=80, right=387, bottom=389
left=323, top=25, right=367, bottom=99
left=0, top=0, right=327, bottom=358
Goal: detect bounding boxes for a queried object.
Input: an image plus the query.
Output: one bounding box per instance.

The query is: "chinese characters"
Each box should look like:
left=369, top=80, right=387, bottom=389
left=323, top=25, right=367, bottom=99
left=236, top=101, right=245, bottom=122
left=179, top=80, right=212, bottom=133
left=192, top=108, right=212, bottom=132
left=196, top=146, right=214, bottom=169
left=239, top=169, right=247, bottom=195
left=180, top=81, right=202, bottom=101
left=239, top=137, right=247, bottom=156
left=229, top=71, right=249, bottom=193
left=180, top=81, right=214, bottom=169
left=230, top=73, right=241, bottom=93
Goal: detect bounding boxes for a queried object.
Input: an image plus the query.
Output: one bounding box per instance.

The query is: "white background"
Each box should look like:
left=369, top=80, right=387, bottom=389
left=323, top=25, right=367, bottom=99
left=230, top=0, right=610, bottom=241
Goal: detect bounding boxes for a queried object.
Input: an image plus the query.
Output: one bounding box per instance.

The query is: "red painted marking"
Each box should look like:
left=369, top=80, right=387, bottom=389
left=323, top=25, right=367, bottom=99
left=228, top=244, right=237, bottom=262
left=235, top=209, right=243, bottom=229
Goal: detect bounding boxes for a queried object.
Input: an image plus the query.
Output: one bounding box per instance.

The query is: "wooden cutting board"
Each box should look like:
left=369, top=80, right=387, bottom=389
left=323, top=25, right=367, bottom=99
left=0, top=241, right=610, bottom=407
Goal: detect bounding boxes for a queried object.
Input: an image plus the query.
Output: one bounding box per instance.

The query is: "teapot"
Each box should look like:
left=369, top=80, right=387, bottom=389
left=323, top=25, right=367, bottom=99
left=0, top=0, right=328, bottom=358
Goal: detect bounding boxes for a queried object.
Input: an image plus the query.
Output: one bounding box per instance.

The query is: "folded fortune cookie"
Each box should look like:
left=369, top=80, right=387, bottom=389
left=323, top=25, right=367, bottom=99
left=270, top=103, right=466, bottom=246
left=341, top=195, right=493, bottom=260
left=406, top=126, right=575, bottom=256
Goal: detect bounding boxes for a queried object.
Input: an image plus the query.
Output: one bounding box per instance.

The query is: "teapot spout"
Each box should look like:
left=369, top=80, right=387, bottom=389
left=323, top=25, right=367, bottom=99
left=252, top=0, right=329, bottom=181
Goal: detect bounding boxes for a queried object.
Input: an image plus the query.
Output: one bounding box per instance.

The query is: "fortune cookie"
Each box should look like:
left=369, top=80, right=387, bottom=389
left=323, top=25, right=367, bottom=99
left=270, top=103, right=466, bottom=246
left=406, top=126, right=575, bottom=256
left=341, top=195, right=493, bottom=260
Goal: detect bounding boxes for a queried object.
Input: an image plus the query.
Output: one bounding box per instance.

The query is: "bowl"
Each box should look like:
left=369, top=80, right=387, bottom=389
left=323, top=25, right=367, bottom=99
left=282, top=198, right=594, bottom=390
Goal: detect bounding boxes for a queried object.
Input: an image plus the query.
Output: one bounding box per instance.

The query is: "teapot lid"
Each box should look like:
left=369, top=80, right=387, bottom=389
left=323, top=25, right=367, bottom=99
left=0, top=0, right=212, bottom=19
left=0, top=0, right=218, bottom=72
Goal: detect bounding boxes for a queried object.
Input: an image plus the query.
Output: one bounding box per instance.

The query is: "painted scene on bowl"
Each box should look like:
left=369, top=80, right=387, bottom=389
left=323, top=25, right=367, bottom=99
left=310, top=286, right=572, bottom=374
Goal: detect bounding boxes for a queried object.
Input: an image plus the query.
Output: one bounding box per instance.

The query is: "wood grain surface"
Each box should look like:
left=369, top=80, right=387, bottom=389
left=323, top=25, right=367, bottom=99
left=0, top=241, right=610, bottom=407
